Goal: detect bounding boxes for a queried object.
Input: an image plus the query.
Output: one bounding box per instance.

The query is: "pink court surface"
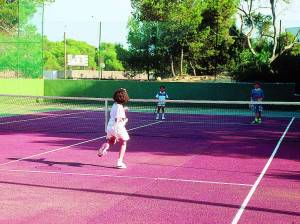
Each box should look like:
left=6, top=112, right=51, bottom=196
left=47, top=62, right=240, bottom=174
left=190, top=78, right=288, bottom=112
left=0, top=110, right=299, bottom=224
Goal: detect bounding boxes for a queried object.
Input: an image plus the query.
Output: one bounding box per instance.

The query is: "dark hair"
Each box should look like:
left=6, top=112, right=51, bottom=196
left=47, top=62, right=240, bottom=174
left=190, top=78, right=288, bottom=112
left=113, top=88, right=129, bottom=104
left=254, top=81, right=261, bottom=86
left=160, top=86, right=166, bottom=89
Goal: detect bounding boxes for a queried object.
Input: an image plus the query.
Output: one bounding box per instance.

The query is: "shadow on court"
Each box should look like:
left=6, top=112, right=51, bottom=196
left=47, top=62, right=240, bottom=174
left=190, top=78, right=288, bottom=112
left=1, top=180, right=299, bottom=217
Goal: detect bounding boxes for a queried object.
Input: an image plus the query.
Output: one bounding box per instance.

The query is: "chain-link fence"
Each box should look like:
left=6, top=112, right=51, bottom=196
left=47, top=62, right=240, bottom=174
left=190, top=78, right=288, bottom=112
left=0, top=0, right=44, bottom=78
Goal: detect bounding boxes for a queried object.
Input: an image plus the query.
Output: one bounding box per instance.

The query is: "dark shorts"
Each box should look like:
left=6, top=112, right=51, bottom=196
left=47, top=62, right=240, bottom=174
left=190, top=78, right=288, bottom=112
left=253, top=104, right=263, bottom=113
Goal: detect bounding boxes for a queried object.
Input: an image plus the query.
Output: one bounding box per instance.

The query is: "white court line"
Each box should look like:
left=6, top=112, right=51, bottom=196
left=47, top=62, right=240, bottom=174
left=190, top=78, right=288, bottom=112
left=0, top=110, right=100, bottom=125
left=231, top=117, right=295, bottom=224
left=0, top=168, right=253, bottom=187
left=0, top=121, right=162, bottom=167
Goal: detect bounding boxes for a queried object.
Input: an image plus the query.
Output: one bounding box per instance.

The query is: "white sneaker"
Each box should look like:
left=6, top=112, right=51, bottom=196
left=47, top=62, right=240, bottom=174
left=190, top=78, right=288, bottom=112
left=156, top=114, right=160, bottom=120
left=97, top=145, right=108, bottom=157
left=162, top=115, right=166, bottom=120
left=116, top=160, right=127, bottom=169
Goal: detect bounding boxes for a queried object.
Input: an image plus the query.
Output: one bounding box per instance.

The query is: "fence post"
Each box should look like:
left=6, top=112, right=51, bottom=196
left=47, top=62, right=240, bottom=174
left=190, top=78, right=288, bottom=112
left=105, top=99, right=108, bottom=132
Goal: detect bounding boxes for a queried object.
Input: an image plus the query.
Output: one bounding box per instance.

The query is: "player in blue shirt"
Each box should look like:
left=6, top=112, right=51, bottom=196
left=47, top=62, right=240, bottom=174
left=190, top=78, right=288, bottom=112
left=250, top=81, right=264, bottom=124
left=155, top=86, right=169, bottom=120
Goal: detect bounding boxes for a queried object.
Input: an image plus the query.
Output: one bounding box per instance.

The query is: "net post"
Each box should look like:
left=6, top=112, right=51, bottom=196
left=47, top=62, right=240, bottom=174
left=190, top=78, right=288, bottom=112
left=105, top=99, right=108, bottom=132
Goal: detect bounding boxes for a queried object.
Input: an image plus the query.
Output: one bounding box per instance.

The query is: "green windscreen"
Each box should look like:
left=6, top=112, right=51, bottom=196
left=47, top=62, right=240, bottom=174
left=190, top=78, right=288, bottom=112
left=0, top=0, right=44, bottom=78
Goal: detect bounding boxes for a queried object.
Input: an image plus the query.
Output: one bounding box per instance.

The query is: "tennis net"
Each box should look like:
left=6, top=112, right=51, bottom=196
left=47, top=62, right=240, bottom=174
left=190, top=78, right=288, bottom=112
left=0, top=94, right=299, bottom=138
left=0, top=94, right=106, bottom=134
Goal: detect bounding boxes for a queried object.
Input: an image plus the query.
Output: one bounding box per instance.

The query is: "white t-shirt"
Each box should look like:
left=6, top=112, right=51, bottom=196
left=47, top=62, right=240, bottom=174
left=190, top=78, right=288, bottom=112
left=109, top=103, right=126, bottom=121
left=106, top=103, right=129, bottom=140
left=156, top=91, right=169, bottom=102
left=156, top=91, right=168, bottom=106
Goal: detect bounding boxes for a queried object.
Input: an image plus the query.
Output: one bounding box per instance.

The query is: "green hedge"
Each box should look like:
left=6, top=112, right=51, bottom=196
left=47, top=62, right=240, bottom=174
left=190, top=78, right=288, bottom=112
left=44, top=80, right=296, bottom=101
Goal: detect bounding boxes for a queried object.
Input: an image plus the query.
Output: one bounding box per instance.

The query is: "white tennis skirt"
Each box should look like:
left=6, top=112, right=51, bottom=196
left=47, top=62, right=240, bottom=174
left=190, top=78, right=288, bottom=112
left=106, top=119, right=130, bottom=141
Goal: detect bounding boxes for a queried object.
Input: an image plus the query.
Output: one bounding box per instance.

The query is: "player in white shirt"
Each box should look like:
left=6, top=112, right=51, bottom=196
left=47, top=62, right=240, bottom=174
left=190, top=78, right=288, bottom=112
left=156, top=86, right=169, bottom=120
left=98, top=88, right=129, bottom=169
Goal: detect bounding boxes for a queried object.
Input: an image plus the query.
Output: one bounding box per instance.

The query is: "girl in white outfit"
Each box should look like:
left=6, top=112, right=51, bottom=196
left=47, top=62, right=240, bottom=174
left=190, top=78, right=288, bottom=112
left=98, top=88, right=130, bottom=169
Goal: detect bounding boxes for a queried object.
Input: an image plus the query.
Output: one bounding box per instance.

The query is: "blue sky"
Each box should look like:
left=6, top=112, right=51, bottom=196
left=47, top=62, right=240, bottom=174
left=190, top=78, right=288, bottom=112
left=44, top=0, right=300, bottom=47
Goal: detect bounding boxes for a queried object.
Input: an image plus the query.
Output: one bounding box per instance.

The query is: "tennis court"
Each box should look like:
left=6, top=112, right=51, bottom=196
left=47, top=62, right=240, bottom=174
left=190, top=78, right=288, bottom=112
left=0, top=95, right=299, bottom=224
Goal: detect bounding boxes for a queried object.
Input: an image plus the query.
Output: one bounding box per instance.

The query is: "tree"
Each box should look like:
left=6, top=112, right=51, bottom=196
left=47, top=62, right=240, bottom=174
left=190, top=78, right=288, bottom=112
left=127, top=18, right=158, bottom=79
left=131, top=0, right=207, bottom=76
left=0, top=0, right=18, bottom=33
left=191, top=0, right=239, bottom=76
left=0, top=0, right=54, bottom=35
left=0, top=0, right=54, bottom=78
left=131, top=0, right=175, bottom=21
left=272, top=34, right=300, bottom=82
left=237, top=0, right=300, bottom=64
left=129, top=0, right=238, bottom=78
left=165, top=0, right=205, bottom=76
left=44, top=38, right=124, bottom=71
left=115, top=44, right=131, bottom=70
left=100, top=43, right=124, bottom=71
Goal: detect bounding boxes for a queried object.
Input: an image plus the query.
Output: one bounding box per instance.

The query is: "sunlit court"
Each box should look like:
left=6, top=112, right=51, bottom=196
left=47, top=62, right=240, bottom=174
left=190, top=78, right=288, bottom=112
left=0, top=0, right=299, bottom=224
